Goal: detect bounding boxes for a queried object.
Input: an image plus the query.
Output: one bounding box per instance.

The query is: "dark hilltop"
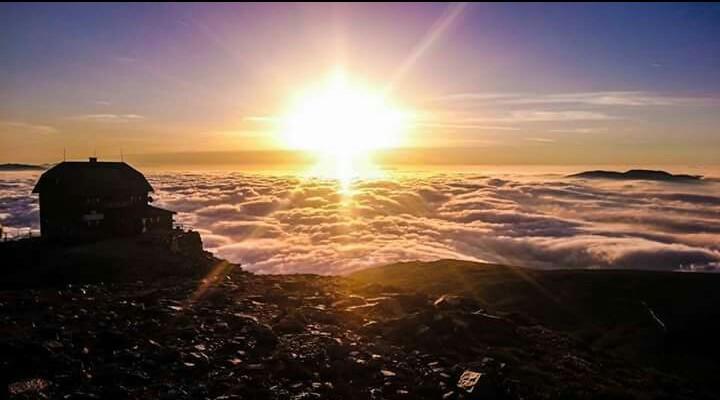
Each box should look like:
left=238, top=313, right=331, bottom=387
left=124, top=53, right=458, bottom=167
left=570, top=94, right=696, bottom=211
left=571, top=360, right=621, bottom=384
left=568, top=169, right=702, bottom=182
left=0, top=163, right=47, bottom=171
left=2, top=245, right=720, bottom=399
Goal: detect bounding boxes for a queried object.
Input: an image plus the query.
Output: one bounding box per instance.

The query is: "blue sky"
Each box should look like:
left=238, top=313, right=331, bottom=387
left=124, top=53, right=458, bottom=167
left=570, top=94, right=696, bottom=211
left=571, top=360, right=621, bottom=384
left=1, top=3, right=719, bottom=164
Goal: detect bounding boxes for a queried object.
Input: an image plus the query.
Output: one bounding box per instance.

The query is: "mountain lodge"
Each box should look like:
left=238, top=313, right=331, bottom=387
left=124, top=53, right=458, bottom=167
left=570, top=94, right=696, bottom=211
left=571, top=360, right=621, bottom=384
left=32, top=157, right=175, bottom=240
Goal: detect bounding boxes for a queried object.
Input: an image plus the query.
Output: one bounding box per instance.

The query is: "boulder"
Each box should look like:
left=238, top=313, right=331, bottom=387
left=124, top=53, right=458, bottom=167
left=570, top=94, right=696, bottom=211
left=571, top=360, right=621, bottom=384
left=456, top=369, right=500, bottom=399
left=433, top=295, right=477, bottom=311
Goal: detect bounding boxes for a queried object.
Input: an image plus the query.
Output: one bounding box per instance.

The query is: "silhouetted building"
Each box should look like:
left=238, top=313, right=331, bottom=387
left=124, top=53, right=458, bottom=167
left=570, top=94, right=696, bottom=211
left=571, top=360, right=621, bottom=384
left=32, top=157, right=175, bottom=240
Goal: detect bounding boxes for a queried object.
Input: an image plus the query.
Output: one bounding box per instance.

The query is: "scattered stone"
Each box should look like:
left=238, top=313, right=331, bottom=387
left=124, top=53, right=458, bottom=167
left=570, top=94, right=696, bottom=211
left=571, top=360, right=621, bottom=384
left=43, top=340, right=63, bottom=351
left=380, top=369, right=397, bottom=378
left=8, top=378, right=49, bottom=396
left=457, top=370, right=483, bottom=393
left=433, top=294, right=477, bottom=310
left=332, top=295, right=366, bottom=308
left=273, top=315, right=306, bottom=334
left=0, top=262, right=706, bottom=399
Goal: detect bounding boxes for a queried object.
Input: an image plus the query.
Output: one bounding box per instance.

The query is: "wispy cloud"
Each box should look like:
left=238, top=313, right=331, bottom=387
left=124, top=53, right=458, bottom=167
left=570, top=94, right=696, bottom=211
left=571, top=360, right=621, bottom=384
left=505, top=110, right=616, bottom=122
left=68, top=114, right=145, bottom=123
left=497, top=92, right=703, bottom=107
left=429, top=91, right=716, bottom=107
left=417, top=122, right=520, bottom=130
left=550, top=127, right=608, bottom=134
left=114, top=56, right=138, bottom=64
left=427, top=93, right=517, bottom=103
left=243, top=115, right=276, bottom=123
left=526, top=137, right=556, bottom=143
left=0, top=121, right=58, bottom=135
left=426, top=111, right=617, bottom=125
left=417, top=110, right=616, bottom=132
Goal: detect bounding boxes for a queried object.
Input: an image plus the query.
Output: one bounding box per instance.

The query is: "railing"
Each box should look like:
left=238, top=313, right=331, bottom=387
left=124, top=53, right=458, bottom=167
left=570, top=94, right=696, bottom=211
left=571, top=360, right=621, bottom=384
left=1, top=222, right=193, bottom=241
left=172, top=222, right=194, bottom=232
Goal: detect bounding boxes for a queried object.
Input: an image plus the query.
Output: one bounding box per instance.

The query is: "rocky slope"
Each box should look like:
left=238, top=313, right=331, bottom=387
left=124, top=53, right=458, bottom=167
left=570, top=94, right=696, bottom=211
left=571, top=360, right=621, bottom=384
left=2, top=257, right=718, bottom=399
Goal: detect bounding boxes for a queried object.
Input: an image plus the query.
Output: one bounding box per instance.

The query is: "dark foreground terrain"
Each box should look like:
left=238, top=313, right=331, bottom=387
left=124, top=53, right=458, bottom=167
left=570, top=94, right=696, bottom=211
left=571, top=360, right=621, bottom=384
left=2, top=240, right=720, bottom=399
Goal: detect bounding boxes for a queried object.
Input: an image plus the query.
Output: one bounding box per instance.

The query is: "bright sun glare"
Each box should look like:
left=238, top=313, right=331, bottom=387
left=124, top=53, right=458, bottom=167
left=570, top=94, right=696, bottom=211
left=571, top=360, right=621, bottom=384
left=280, top=72, right=411, bottom=189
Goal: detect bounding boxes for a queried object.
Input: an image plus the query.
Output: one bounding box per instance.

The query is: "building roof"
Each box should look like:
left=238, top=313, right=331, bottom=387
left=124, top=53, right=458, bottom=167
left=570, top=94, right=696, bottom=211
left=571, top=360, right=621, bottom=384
left=145, top=205, right=177, bottom=216
left=32, top=159, right=154, bottom=195
left=103, top=204, right=176, bottom=219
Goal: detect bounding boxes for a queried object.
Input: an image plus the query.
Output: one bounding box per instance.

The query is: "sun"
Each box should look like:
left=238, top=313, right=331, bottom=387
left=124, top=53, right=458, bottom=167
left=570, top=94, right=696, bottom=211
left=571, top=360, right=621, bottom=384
left=279, top=72, right=411, bottom=188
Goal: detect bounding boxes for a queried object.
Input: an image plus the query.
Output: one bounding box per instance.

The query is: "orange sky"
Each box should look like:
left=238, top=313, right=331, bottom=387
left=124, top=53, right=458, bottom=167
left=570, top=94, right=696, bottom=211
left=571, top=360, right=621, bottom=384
left=1, top=3, right=719, bottom=166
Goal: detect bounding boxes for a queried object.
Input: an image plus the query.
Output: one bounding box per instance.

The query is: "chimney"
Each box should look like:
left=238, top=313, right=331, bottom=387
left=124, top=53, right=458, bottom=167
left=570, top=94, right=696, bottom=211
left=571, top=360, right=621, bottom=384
left=89, top=157, right=98, bottom=163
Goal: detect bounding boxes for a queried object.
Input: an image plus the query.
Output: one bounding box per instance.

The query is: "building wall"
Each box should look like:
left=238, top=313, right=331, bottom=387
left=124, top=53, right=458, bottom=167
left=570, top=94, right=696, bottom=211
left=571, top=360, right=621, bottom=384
left=39, top=190, right=151, bottom=240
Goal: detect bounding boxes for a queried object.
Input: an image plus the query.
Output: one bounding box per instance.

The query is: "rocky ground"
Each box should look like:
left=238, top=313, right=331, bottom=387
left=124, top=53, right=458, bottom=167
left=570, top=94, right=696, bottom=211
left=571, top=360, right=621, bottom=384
left=2, top=259, right=714, bottom=400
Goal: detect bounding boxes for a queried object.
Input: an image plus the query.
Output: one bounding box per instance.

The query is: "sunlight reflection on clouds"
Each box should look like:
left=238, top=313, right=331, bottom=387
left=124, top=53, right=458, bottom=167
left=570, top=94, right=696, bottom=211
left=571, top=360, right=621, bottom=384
left=2, top=171, right=719, bottom=274
left=150, top=172, right=720, bottom=274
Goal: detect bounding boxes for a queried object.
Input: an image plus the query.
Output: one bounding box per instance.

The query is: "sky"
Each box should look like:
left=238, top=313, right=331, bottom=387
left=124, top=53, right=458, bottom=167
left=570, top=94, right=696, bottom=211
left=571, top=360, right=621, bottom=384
left=1, top=3, right=720, bottom=165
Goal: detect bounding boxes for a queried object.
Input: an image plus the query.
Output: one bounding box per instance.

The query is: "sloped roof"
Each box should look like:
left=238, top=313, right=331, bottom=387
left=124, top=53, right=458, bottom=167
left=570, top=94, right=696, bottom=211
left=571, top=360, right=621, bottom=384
left=145, top=205, right=177, bottom=215
left=32, top=160, right=154, bottom=195
left=103, top=204, right=176, bottom=218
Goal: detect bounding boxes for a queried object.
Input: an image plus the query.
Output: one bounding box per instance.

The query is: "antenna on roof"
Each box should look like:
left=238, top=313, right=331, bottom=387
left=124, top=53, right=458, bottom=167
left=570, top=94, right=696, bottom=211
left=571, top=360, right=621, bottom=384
left=121, top=148, right=124, bottom=162
left=63, top=148, right=66, bottom=162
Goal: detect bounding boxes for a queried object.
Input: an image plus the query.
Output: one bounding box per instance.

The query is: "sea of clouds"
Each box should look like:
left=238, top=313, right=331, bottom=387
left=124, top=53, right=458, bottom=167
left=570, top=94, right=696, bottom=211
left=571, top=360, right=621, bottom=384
left=2, top=169, right=719, bottom=274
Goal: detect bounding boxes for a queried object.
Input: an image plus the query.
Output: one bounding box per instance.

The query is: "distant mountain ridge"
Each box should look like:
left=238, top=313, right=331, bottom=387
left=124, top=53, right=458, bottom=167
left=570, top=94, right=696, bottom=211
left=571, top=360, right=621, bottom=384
left=568, top=169, right=702, bottom=181
left=0, top=163, right=47, bottom=171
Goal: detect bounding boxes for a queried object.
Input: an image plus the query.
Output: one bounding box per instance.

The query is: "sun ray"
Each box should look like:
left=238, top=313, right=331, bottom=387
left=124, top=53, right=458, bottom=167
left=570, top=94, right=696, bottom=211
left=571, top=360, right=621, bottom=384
left=385, top=2, right=469, bottom=95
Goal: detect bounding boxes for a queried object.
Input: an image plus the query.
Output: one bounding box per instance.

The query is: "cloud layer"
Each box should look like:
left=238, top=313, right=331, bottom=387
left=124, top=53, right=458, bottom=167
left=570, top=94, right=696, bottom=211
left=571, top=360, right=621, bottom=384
left=2, top=170, right=719, bottom=274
